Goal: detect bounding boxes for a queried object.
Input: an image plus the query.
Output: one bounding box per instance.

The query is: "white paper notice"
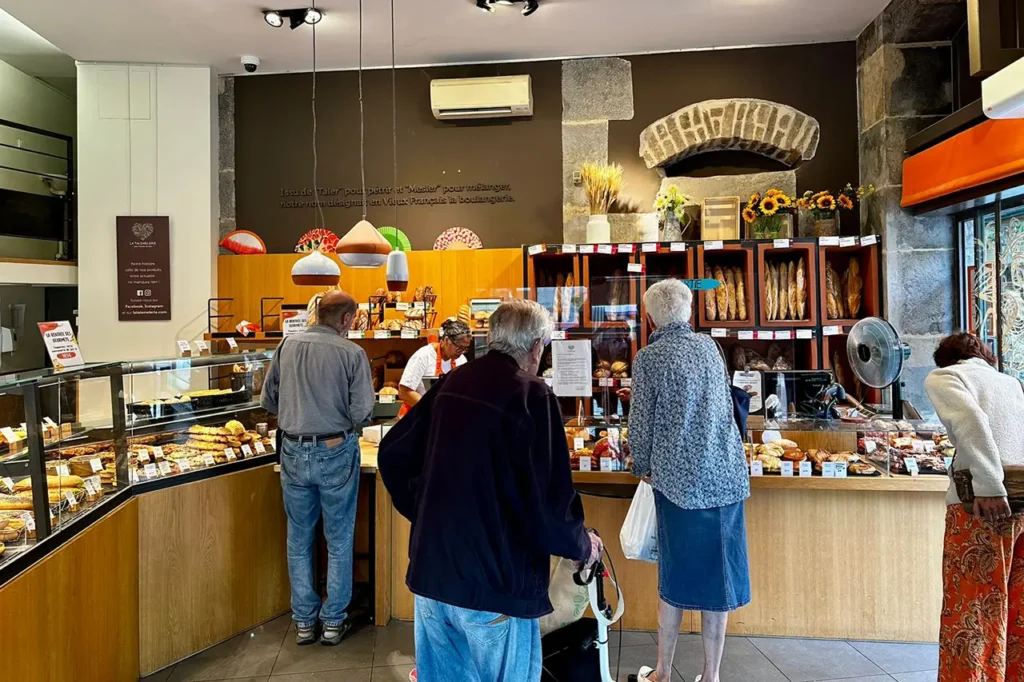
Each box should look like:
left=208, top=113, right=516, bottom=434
left=374, top=330, right=391, bottom=339
left=733, top=371, right=762, bottom=413
left=282, top=310, right=310, bottom=337
left=756, top=331, right=774, bottom=341
left=819, top=236, right=840, bottom=246
left=821, top=462, right=836, bottom=478
left=617, top=244, right=635, bottom=253
left=226, top=337, right=239, bottom=350
left=597, top=244, right=613, bottom=255
left=600, top=457, right=613, bottom=472
left=627, top=263, right=643, bottom=274
left=177, top=340, right=192, bottom=355
left=37, top=321, right=85, bottom=369
left=711, top=328, right=727, bottom=338
left=822, top=325, right=841, bottom=336
left=796, top=329, right=814, bottom=340
left=775, top=330, right=792, bottom=340
left=551, top=340, right=593, bottom=397
left=401, top=328, right=418, bottom=339
left=579, top=244, right=595, bottom=254
left=241, top=444, right=253, bottom=458
left=254, top=441, right=267, bottom=455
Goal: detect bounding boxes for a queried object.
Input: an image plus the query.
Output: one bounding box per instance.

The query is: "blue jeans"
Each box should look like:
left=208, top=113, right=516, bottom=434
left=280, top=434, right=360, bottom=629
left=414, top=596, right=541, bottom=682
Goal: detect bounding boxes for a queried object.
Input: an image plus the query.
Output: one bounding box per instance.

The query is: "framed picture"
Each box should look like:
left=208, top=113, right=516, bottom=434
left=701, top=196, right=741, bottom=241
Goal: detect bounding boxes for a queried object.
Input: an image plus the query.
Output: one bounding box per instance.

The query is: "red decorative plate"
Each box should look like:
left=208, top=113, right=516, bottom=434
left=295, top=228, right=340, bottom=253
left=433, top=227, right=483, bottom=251
left=220, top=230, right=267, bottom=255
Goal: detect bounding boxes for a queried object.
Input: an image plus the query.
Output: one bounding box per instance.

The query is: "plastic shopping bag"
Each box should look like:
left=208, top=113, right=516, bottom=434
left=539, top=557, right=590, bottom=636
left=620, top=481, right=658, bottom=562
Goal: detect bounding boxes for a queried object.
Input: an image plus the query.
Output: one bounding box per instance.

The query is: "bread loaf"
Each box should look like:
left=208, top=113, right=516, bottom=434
left=724, top=267, right=737, bottom=321
left=767, top=263, right=777, bottom=321
left=13, top=475, right=83, bottom=492
left=734, top=267, right=747, bottom=321
left=779, top=262, right=790, bottom=320
left=788, top=260, right=798, bottom=320
left=846, top=257, right=862, bottom=317
left=795, top=258, right=807, bottom=320
left=554, top=272, right=564, bottom=324
left=826, top=262, right=842, bottom=319
left=705, top=284, right=717, bottom=322
left=713, top=266, right=728, bottom=321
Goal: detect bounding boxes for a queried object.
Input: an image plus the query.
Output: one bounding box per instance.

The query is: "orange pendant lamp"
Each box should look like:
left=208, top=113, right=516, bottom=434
left=338, top=220, right=391, bottom=268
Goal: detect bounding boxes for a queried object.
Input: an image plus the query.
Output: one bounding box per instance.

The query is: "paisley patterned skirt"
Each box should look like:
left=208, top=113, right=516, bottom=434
left=939, top=505, right=1024, bottom=682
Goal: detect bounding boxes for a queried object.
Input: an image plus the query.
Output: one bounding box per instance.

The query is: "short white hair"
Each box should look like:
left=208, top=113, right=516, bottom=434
left=488, top=299, right=554, bottom=359
left=644, top=279, right=693, bottom=327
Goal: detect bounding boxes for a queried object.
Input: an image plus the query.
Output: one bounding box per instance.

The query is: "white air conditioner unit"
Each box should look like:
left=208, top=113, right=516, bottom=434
left=430, top=75, right=533, bottom=120
left=982, top=55, right=1024, bottom=119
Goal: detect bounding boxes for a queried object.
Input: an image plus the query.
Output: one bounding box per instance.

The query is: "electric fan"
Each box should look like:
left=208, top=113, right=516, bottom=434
left=846, top=317, right=912, bottom=419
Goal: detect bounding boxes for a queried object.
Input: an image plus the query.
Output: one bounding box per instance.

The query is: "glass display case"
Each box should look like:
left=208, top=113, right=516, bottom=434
left=0, top=363, right=128, bottom=574
left=122, top=352, right=278, bottom=485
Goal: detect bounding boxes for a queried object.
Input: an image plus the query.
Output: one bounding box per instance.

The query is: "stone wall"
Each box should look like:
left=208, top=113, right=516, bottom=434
left=218, top=76, right=236, bottom=253
left=857, top=0, right=964, bottom=414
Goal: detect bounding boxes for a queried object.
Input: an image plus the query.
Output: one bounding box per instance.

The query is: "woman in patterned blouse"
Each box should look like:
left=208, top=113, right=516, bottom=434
left=626, top=278, right=751, bottom=682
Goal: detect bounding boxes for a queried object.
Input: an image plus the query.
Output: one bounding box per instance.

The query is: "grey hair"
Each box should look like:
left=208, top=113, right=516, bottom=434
left=644, top=278, right=693, bottom=327
left=488, top=299, right=554, bottom=360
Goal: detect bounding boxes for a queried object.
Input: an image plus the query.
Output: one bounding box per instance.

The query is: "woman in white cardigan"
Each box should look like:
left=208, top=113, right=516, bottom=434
left=924, top=332, right=1024, bottom=682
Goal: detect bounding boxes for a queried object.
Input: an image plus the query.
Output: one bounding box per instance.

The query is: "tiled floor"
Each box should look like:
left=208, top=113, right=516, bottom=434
left=142, top=615, right=938, bottom=682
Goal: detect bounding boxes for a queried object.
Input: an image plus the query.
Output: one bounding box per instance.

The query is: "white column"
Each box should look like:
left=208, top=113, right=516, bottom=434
left=76, top=63, right=218, bottom=362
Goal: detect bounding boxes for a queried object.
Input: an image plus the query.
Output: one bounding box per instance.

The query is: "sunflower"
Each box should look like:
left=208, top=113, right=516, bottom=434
left=817, top=195, right=836, bottom=211
left=775, top=194, right=792, bottom=209
left=742, top=207, right=758, bottom=224
left=765, top=188, right=783, bottom=199
left=760, top=196, right=779, bottom=216
left=748, top=192, right=761, bottom=207
left=838, top=194, right=854, bottom=210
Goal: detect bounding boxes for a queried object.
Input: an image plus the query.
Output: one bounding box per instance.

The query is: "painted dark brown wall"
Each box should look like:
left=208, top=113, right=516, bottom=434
left=234, top=43, right=859, bottom=252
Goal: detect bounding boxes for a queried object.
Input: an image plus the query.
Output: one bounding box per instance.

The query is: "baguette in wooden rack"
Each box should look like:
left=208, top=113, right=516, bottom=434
left=846, top=257, right=863, bottom=317
left=724, top=267, right=736, bottom=321
left=796, top=258, right=807, bottom=320
left=826, top=262, right=842, bottom=319
left=734, top=267, right=747, bottom=321
left=778, top=262, right=790, bottom=321
left=788, top=260, right=798, bottom=319
left=714, top=266, right=728, bottom=321
left=705, top=281, right=717, bottom=322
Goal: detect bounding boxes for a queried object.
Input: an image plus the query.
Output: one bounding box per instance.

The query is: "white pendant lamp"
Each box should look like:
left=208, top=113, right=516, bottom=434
left=386, top=250, right=409, bottom=291
left=291, top=250, right=340, bottom=286
left=382, top=0, right=407, bottom=294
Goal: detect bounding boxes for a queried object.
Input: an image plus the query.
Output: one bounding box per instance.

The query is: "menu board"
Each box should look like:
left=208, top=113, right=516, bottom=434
left=37, top=321, right=84, bottom=369
left=116, top=216, right=171, bottom=321
left=551, top=340, right=593, bottom=397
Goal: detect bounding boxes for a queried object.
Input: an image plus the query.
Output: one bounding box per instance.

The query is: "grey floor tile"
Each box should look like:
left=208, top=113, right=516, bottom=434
left=672, top=636, right=788, bottom=682
left=271, top=624, right=376, bottom=675
left=272, top=670, right=371, bottom=681
left=892, top=672, right=937, bottom=682
left=748, top=638, right=885, bottom=682
left=374, top=621, right=416, bottom=667
left=610, top=643, right=683, bottom=681
left=849, top=642, right=939, bottom=674
left=168, top=623, right=289, bottom=682
left=141, top=667, right=175, bottom=682
left=371, top=665, right=415, bottom=682
left=609, top=629, right=657, bottom=648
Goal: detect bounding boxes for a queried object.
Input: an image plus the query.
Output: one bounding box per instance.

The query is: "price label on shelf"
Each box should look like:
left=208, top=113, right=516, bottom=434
left=266, top=434, right=276, bottom=451
left=775, top=330, right=793, bottom=341
left=137, top=448, right=150, bottom=463
left=203, top=454, right=217, bottom=467
left=83, top=478, right=97, bottom=496
left=379, top=394, right=396, bottom=405
left=152, top=446, right=164, bottom=460
left=796, top=329, right=814, bottom=340
left=358, top=303, right=371, bottom=311
left=861, top=234, right=878, bottom=246
left=711, top=328, right=727, bottom=338
left=911, top=439, right=926, bottom=453
left=158, top=461, right=173, bottom=476
left=412, top=301, right=426, bottom=311
left=176, top=340, right=192, bottom=355
left=598, top=377, right=615, bottom=388
left=822, top=325, right=841, bottom=337
left=756, top=331, right=774, bottom=341
left=89, top=458, right=104, bottom=473
left=374, top=330, right=392, bottom=340
left=396, top=302, right=410, bottom=312
left=348, top=330, right=364, bottom=340
left=834, top=462, right=848, bottom=478
left=241, top=444, right=253, bottom=458
left=1, top=477, right=14, bottom=492
left=401, top=328, right=419, bottom=339
left=738, top=331, right=754, bottom=340
left=254, top=441, right=267, bottom=455
left=86, top=475, right=101, bottom=490
left=579, top=244, right=595, bottom=254
left=224, top=448, right=237, bottom=462
left=574, top=437, right=585, bottom=451
left=0, top=427, right=19, bottom=443
left=596, top=244, right=613, bottom=255
left=839, top=237, right=858, bottom=248
left=600, top=457, right=614, bottom=472
left=619, top=378, right=632, bottom=388
left=578, top=457, right=591, bottom=472
left=821, top=462, right=836, bottom=478
left=819, top=236, right=840, bottom=246
left=22, top=512, right=35, bottom=532
left=528, top=244, right=546, bottom=256
left=56, top=464, right=70, bottom=477
left=641, top=242, right=658, bottom=253
left=781, top=461, right=794, bottom=477
left=617, top=244, right=635, bottom=253
left=129, top=468, right=139, bottom=484
left=905, top=457, right=920, bottom=477
left=195, top=340, right=210, bottom=354
left=226, top=337, right=239, bottom=350
left=704, top=240, right=724, bottom=251
left=626, top=263, right=644, bottom=274
left=944, top=456, right=954, bottom=470
left=561, top=244, right=577, bottom=254
left=750, top=461, right=764, bottom=477
left=669, top=242, right=687, bottom=252
left=177, top=457, right=191, bottom=472
left=773, top=239, right=791, bottom=249
left=143, top=463, right=159, bottom=479
left=551, top=330, right=567, bottom=340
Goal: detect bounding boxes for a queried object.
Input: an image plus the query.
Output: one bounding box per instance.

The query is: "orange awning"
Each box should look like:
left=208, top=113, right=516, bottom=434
left=902, top=118, right=1024, bottom=208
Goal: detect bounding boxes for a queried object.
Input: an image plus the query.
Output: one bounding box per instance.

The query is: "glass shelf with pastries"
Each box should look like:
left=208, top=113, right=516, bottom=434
left=0, top=363, right=129, bottom=577
left=122, top=352, right=278, bottom=486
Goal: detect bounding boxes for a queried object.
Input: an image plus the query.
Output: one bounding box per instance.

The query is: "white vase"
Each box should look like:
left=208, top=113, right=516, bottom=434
left=586, top=214, right=610, bottom=243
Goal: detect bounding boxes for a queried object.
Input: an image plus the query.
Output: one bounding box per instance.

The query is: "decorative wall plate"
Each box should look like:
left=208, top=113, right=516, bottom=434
left=378, top=226, right=412, bottom=252
left=219, top=230, right=267, bottom=255
left=433, top=227, right=483, bottom=251
left=295, top=228, right=340, bottom=253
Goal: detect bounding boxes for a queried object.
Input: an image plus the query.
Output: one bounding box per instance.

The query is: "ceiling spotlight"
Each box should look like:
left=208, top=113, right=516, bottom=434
left=493, top=0, right=515, bottom=4
left=264, top=10, right=284, bottom=27
left=304, top=8, right=323, bottom=24
left=264, top=7, right=324, bottom=30
left=476, top=0, right=494, bottom=12
left=522, top=0, right=539, bottom=16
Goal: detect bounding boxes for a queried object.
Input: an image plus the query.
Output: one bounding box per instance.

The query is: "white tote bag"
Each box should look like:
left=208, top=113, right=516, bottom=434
left=619, top=481, right=658, bottom=563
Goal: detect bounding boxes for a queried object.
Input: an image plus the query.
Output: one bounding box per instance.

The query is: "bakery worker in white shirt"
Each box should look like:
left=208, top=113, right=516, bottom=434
left=398, top=318, right=473, bottom=416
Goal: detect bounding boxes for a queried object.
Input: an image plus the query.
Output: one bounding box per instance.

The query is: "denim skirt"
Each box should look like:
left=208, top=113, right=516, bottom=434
left=654, top=489, right=751, bottom=612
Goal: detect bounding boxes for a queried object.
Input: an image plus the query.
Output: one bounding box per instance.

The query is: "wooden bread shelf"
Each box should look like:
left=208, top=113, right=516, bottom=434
left=696, top=243, right=756, bottom=328
left=756, top=241, right=819, bottom=328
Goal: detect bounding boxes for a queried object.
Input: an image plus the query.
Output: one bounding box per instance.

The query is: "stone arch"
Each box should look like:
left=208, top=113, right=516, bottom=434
left=639, top=99, right=820, bottom=170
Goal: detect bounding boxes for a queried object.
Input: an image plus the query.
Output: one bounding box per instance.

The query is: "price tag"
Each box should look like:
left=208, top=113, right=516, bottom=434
left=912, top=439, right=926, bottom=453
left=137, top=448, right=150, bottom=463
left=641, top=243, right=658, bottom=253
left=379, top=394, right=396, bottom=404
left=579, top=244, right=595, bottom=254
left=266, top=434, right=276, bottom=451
left=158, top=461, right=173, bottom=476
left=905, top=457, right=920, bottom=477
left=203, top=453, right=217, bottom=467
left=822, top=325, right=841, bottom=336
left=1, top=477, right=14, bottom=492
left=177, top=340, right=192, bottom=355
left=89, top=458, right=103, bottom=473
left=834, top=462, right=848, bottom=478
left=241, top=444, right=253, bottom=458
left=83, top=478, right=97, bottom=496
left=129, top=468, right=139, bottom=484
left=944, top=456, right=954, bottom=470
left=924, top=440, right=936, bottom=453
left=781, top=461, right=795, bottom=477
left=573, top=437, right=585, bottom=451
left=152, top=446, right=164, bottom=460
left=756, top=331, right=774, bottom=341
left=226, top=337, right=239, bottom=350
left=401, top=328, right=419, bottom=339
left=56, top=464, right=70, bottom=477
left=551, top=330, right=567, bottom=340
left=0, top=426, right=19, bottom=442
left=255, top=440, right=267, bottom=455
left=596, top=244, right=613, bottom=255
left=773, top=239, right=791, bottom=249
left=195, top=340, right=209, bottom=353
left=224, top=448, right=237, bottom=462
left=796, top=329, right=814, bottom=340
left=750, top=461, right=764, bottom=477
left=86, top=475, right=101, bottom=489
left=413, top=301, right=426, bottom=311
left=143, top=462, right=159, bottom=479
left=348, top=330, right=364, bottom=340
left=775, top=330, right=793, bottom=341
left=840, top=237, right=858, bottom=248
left=617, top=244, right=635, bottom=253
left=396, top=302, right=410, bottom=312
left=599, top=457, right=613, bottom=472
left=528, top=244, right=545, bottom=256
left=374, top=330, right=392, bottom=339
left=864, top=440, right=878, bottom=454
left=626, top=263, right=644, bottom=274
left=619, top=378, right=632, bottom=388
left=861, top=234, right=878, bottom=246
left=358, top=303, right=371, bottom=310
left=821, top=462, right=836, bottom=478
left=819, top=236, right=840, bottom=246
left=738, top=331, right=754, bottom=340
left=669, top=242, right=687, bottom=252
left=598, top=377, right=615, bottom=388
left=704, top=240, right=724, bottom=251
left=578, top=457, right=591, bottom=472
left=43, top=416, right=57, bottom=427
left=711, top=328, right=727, bottom=338
left=561, top=244, right=577, bottom=254
left=178, top=458, right=191, bottom=472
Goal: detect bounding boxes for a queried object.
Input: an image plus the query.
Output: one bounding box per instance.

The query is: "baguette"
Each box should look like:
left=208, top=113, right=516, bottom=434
left=778, top=262, right=790, bottom=320
left=770, top=263, right=779, bottom=321
left=554, top=272, right=564, bottom=324
left=826, top=262, right=842, bottom=319
left=788, top=260, right=798, bottom=320
left=734, top=267, right=747, bottom=321
left=795, top=258, right=807, bottom=320
left=847, top=257, right=863, bottom=317
left=714, top=266, right=728, bottom=321
left=0, top=494, right=32, bottom=511
left=13, top=475, right=83, bottom=492
left=564, top=272, right=575, bottom=324
left=724, top=267, right=737, bottom=321
left=705, top=282, right=717, bottom=322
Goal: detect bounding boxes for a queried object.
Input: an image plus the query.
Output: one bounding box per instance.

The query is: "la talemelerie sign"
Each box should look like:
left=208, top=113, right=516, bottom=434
left=116, top=216, right=171, bottom=321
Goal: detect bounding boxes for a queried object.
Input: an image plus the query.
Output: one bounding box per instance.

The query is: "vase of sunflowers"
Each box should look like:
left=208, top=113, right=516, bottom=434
left=742, top=189, right=796, bottom=239
left=796, top=184, right=873, bottom=237
left=654, top=186, right=693, bottom=241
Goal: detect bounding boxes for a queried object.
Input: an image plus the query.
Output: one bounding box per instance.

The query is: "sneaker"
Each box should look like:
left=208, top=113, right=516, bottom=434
left=637, top=666, right=655, bottom=681
left=320, top=620, right=351, bottom=646
left=296, top=622, right=320, bottom=646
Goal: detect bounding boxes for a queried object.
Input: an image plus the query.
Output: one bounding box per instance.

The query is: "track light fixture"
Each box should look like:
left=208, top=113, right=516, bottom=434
left=264, top=7, right=323, bottom=30
left=522, top=0, right=539, bottom=16
left=476, top=1, right=540, bottom=17
left=476, top=0, right=494, bottom=12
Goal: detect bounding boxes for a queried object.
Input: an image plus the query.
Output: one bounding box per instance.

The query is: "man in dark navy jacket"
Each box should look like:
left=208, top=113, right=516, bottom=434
left=379, top=299, right=601, bottom=682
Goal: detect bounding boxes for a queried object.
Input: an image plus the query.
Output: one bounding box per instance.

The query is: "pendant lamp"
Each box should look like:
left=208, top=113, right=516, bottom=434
left=383, top=0, right=407, bottom=292
left=292, top=249, right=340, bottom=286
left=386, top=251, right=409, bottom=291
